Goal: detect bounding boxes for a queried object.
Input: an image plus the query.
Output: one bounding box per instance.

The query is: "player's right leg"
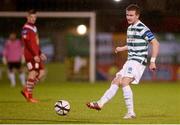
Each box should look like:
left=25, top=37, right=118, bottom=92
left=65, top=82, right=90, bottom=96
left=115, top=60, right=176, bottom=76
left=7, top=63, right=16, bottom=87
left=86, top=75, right=121, bottom=110
left=21, top=70, right=38, bottom=103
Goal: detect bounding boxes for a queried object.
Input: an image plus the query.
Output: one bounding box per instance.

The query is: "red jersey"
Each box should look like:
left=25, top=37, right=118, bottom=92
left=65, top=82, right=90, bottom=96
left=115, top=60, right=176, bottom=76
left=21, top=23, right=41, bottom=62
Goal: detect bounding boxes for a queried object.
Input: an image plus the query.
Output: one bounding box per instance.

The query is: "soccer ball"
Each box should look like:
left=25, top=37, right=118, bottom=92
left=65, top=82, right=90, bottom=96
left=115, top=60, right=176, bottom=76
left=54, top=100, right=70, bottom=116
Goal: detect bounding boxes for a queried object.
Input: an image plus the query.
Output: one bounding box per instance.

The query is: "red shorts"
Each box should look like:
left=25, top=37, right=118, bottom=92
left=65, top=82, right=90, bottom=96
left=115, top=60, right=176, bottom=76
left=26, top=60, right=44, bottom=71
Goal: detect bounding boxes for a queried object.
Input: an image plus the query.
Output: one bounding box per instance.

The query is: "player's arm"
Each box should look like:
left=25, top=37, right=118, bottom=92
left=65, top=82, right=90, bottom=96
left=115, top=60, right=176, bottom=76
left=141, top=28, right=160, bottom=71
left=36, top=33, right=47, bottom=61
left=22, top=29, right=38, bottom=56
left=40, top=53, right=47, bottom=61
left=35, top=33, right=43, bottom=57
left=149, top=38, right=160, bottom=71
left=2, top=42, right=8, bottom=65
left=28, top=40, right=41, bottom=62
left=115, top=45, right=128, bottom=53
left=36, top=34, right=40, bottom=45
left=2, top=56, right=7, bottom=65
left=22, top=29, right=40, bottom=62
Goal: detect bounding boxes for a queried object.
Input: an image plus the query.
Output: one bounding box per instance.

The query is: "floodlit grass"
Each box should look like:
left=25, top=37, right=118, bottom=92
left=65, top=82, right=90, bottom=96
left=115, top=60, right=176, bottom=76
left=0, top=63, right=180, bottom=124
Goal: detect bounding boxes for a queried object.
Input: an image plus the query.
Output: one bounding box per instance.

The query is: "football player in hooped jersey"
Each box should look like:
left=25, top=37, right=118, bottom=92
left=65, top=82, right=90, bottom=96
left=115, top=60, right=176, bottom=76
left=87, top=4, right=160, bottom=119
left=21, top=10, right=47, bottom=103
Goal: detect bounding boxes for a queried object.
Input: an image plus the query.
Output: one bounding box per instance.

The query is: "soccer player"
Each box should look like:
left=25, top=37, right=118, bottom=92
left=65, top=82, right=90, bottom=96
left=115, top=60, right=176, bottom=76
left=87, top=4, right=160, bottom=119
left=2, top=32, right=25, bottom=87
left=21, top=10, right=47, bottom=103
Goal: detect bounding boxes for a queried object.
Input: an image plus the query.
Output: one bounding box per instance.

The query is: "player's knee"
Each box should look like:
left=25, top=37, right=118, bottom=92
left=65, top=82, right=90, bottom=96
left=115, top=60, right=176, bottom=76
left=120, top=77, right=134, bottom=87
left=111, top=77, right=121, bottom=86
left=118, top=78, right=128, bottom=87
left=28, top=70, right=37, bottom=79
left=119, top=82, right=127, bottom=87
left=39, top=70, right=46, bottom=79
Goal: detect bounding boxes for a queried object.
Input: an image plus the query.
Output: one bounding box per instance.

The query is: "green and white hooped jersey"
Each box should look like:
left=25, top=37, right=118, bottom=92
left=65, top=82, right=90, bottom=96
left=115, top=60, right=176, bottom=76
left=127, top=20, right=155, bottom=65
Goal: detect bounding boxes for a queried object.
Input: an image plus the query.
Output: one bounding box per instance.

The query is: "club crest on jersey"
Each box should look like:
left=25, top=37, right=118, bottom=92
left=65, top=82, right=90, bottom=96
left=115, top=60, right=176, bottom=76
left=127, top=67, right=133, bottom=74
left=22, top=29, right=27, bottom=34
left=22, top=30, right=27, bottom=39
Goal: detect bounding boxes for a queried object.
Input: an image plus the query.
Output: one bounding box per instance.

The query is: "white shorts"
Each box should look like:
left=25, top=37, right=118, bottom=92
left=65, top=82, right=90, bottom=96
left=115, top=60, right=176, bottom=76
left=116, top=60, right=146, bottom=84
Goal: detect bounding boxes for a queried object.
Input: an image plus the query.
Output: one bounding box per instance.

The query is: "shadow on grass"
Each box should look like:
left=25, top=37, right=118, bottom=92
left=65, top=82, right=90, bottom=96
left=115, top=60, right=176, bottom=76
left=141, top=114, right=171, bottom=118
left=0, top=118, right=108, bottom=124
left=0, top=99, right=52, bottom=103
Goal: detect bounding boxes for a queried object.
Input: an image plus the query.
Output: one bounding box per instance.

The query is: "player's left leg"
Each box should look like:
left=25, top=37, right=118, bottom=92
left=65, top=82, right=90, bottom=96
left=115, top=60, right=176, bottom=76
left=120, top=77, right=136, bottom=119
left=21, top=70, right=38, bottom=103
left=98, top=76, right=121, bottom=107
left=7, top=63, right=16, bottom=87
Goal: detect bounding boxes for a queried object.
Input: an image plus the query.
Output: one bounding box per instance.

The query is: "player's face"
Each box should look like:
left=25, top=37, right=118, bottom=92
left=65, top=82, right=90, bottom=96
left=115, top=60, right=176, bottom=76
left=126, top=10, right=139, bottom=25
left=27, top=14, right=37, bottom=24
left=9, top=33, right=16, bottom=41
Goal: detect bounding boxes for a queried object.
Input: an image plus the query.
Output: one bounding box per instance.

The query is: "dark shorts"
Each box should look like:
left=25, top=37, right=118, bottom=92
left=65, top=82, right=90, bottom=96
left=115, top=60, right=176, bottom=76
left=26, top=60, right=44, bottom=71
left=7, top=62, right=22, bottom=71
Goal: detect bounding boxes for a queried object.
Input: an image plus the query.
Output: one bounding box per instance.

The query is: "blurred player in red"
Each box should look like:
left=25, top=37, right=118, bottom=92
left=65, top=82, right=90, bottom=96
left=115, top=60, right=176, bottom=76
left=21, top=10, right=47, bottom=103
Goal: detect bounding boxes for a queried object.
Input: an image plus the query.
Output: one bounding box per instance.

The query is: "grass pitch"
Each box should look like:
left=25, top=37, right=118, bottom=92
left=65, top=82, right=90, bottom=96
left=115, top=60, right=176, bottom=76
left=0, top=63, right=180, bottom=124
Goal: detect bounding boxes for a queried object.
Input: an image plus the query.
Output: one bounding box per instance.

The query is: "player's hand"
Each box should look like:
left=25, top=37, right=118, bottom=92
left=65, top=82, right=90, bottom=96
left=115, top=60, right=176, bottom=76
left=21, top=55, right=25, bottom=64
left=115, top=47, right=123, bottom=53
left=149, top=62, right=156, bottom=71
left=2, top=57, right=7, bottom=65
left=40, top=53, right=47, bottom=61
left=34, top=56, right=40, bottom=62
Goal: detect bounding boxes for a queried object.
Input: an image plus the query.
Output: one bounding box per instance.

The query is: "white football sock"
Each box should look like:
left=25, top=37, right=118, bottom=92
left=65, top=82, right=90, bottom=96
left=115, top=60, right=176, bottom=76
left=19, top=73, right=26, bottom=86
left=122, top=85, right=134, bottom=114
left=8, top=72, right=16, bottom=87
left=98, top=84, right=119, bottom=107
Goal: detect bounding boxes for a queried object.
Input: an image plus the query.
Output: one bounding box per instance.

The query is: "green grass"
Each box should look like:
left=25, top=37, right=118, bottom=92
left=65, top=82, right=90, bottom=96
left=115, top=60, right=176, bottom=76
left=0, top=63, right=180, bottom=124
